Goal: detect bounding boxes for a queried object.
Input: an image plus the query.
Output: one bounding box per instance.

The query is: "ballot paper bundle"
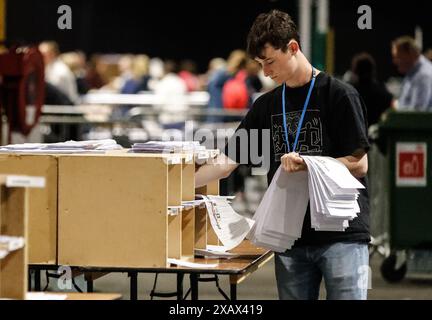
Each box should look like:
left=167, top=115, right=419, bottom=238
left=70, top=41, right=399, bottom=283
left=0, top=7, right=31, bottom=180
left=248, top=156, right=365, bottom=252
left=130, top=141, right=203, bottom=153
left=0, top=139, right=122, bottom=154
left=198, top=195, right=255, bottom=251
left=302, top=156, right=365, bottom=232
left=129, top=140, right=219, bottom=159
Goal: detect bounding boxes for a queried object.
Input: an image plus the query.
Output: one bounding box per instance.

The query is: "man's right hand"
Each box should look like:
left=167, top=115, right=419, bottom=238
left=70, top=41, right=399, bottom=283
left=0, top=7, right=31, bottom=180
left=280, top=152, right=307, bottom=173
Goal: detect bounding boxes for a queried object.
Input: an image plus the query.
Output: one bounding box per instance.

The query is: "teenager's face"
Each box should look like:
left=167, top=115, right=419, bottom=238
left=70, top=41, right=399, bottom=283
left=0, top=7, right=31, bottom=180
left=255, top=42, right=298, bottom=85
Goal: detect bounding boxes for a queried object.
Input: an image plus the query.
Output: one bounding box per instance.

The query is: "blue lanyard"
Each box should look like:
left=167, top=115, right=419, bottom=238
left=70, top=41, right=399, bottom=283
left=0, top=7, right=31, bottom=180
left=282, top=67, right=316, bottom=153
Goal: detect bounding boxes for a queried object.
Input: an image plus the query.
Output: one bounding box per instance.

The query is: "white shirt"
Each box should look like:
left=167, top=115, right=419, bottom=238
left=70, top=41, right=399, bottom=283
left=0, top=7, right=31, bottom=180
left=45, top=59, right=79, bottom=103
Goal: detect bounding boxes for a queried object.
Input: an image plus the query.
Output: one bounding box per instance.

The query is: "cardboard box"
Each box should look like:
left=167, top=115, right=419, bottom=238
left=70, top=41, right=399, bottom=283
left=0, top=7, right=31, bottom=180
left=0, top=154, right=57, bottom=264
left=58, top=154, right=170, bottom=268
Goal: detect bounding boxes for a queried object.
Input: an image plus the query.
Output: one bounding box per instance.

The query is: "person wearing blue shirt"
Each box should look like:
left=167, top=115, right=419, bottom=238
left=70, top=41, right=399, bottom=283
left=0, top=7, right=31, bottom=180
left=392, top=36, right=432, bottom=111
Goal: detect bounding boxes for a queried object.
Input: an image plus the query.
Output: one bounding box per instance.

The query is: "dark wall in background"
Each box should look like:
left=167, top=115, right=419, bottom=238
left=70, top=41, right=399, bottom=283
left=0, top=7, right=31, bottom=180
left=6, top=0, right=431, bottom=78
left=330, top=0, right=431, bottom=81
left=6, top=0, right=295, bottom=73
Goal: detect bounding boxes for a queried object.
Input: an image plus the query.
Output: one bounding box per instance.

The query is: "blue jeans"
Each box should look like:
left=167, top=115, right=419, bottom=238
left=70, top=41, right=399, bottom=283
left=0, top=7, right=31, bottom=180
left=275, top=242, right=369, bottom=300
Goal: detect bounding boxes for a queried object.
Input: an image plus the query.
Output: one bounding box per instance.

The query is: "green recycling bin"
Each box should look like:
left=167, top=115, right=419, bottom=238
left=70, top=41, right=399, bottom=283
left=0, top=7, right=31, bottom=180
left=376, top=111, right=432, bottom=281
left=378, top=111, right=432, bottom=248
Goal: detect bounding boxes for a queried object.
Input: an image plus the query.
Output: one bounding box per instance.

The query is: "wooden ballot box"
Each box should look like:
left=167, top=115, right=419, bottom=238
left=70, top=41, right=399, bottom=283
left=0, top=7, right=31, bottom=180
left=57, top=152, right=218, bottom=268
left=0, top=155, right=57, bottom=264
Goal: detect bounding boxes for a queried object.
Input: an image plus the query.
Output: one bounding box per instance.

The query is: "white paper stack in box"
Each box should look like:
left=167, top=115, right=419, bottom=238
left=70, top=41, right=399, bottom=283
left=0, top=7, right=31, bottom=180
left=248, top=156, right=365, bottom=252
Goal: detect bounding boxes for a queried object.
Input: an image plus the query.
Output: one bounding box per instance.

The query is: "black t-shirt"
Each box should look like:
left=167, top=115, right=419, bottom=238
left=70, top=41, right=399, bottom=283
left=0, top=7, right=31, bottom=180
left=224, top=72, right=371, bottom=246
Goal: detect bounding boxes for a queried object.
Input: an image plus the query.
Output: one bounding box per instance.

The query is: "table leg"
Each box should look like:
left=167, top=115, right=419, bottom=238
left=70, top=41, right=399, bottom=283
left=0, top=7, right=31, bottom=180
left=230, top=283, right=237, bottom=300
left=177, top=273, right=184, bottom=300
left=87, top=279, right=94, bottom=293
left=34, top=269, right=41, bottom=292
left=190, top=273, right=198, bottom=300
left=129, top=271, right=138, bottom=300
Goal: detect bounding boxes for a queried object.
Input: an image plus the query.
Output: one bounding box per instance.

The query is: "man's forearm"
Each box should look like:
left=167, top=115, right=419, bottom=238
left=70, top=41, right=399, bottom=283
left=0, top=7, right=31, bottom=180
left=195, top=154, right=239, bottom=188
left=336, top=152, right=368, bottom=178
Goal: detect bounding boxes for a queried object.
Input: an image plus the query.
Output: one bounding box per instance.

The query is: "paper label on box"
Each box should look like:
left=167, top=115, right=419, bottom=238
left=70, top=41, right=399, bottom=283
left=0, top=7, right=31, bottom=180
left=6, top=175, right=46, bottom=188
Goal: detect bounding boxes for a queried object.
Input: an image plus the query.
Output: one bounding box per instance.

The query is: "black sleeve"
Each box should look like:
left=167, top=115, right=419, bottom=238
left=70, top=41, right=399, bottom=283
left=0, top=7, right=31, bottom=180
left=224, top=96, right=265, bottom=167
left=331, top=93, right=370, bottom=157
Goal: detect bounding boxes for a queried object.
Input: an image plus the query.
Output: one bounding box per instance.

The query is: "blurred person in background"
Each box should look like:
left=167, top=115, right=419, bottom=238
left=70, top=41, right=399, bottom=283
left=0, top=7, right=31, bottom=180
left=425, top=48, right=432, bottom=62
left=121, top=54, right=151, bottom=93
left=349, top=52, right=394, bottom=127
left=115, top=54, right=134, bottom=92
left=179, top=59, right=200, bottom=91
left=198, top=57, right=225, bottom=94
left=391, top=36, right=432, bottom=111
left=39, top=41, right=79, bottom=103
left=61, top=51, right=90, bottom=95
left=206, top=49, right=248, bottom=119
left=246, top=59, right=264, bottom=100
left=147, top=57, right=165, bottom=91
left=85, top=54, right=106, bottom=90
left=153, top=59, right=188, bottom=127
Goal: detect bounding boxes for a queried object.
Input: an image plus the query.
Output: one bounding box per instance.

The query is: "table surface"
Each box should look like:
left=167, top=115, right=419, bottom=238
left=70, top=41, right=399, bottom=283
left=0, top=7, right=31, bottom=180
left=29, top=241, right=273, bottom=275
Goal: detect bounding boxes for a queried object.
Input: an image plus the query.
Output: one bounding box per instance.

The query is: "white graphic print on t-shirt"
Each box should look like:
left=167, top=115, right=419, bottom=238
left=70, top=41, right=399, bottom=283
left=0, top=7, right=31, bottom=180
left=271, top=109, right=323, bottom=160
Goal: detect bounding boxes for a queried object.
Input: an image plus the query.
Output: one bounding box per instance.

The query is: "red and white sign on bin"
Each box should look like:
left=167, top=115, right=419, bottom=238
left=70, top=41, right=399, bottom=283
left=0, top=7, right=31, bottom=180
left=396, top=142, right=427, bottom=187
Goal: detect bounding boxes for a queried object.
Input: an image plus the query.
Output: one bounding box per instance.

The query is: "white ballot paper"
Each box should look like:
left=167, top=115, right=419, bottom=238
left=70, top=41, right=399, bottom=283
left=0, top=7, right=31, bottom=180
left=26, top=292, right=68, bottom=300
left=0, top=236, right=25, bottom=259
left=200, top=195, right=255, bottom=251
left=247, top=167, right=309, bottom=252
left=302, top=156, right=364, bottom=232
left=248, top=156, right=365, bottom=252
left=0, top=139, right=122, bottom=154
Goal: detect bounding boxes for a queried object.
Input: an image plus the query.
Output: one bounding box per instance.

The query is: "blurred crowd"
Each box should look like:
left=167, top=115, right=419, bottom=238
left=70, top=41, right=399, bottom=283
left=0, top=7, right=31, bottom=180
left=39, top=35, right=432, bottom=130
left=38, top=41, right=276, bottom=111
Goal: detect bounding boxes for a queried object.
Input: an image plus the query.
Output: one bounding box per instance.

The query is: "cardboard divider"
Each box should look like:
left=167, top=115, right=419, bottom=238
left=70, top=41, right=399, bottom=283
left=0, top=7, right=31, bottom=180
left=168, top=164, right=182, bottom=206
left=0, top=154, right=57, bottom=264
left=181, top=159, right=195, bottom=256
left=194, top=206, right=207, bottom=250
left=182, top=162, right=195, bottom=202
left=181, top=208, right=195, bottom=257
left=0, top=184, right=28, bottom=300
left=168, top=214, right=182, bottom=259
left=167, top=164, right=182, bottom=259
left=195, top=180, right=220, bottom=246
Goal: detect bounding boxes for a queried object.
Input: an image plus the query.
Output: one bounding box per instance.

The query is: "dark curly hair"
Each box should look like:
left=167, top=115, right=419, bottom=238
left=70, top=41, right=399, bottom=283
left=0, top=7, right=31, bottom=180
left=247, top=10, right=300, bottom=59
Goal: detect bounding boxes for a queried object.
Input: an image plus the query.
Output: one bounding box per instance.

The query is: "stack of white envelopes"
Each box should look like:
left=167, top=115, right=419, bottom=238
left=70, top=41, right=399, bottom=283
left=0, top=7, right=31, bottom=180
left=248, top=156, right=365, bottom=252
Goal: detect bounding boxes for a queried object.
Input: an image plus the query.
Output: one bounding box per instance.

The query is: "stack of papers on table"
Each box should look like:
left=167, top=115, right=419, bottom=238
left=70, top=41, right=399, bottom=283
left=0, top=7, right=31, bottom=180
left=194, top=245, right=240, bottom=259
left=129, top=141, right=219, bottom=160
left=130, top=141, right=202, bottom=153
left=0, top=139, right=122, bottom=154
left=248, top=156, right=365, bottom=252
